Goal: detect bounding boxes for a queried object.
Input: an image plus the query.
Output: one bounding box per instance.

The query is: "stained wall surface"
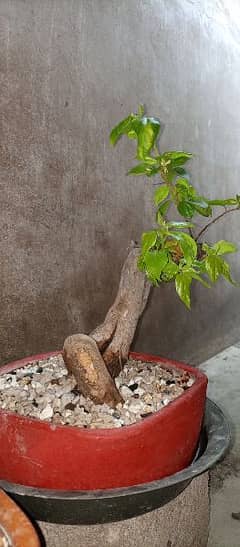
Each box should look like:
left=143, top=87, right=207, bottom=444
left=1, top=0, right=240, bottom=364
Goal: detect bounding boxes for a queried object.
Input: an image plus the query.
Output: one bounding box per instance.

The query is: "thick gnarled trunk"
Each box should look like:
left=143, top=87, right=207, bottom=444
left=63, top=244, right=151, bottom=407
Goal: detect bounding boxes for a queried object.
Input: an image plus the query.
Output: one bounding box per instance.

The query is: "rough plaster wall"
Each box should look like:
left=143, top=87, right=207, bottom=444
left=0, top=0, right=240, bottom=365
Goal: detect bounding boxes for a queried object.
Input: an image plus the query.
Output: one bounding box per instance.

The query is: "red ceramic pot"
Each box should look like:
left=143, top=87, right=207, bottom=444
left=0, top=351, right=207, bottom=490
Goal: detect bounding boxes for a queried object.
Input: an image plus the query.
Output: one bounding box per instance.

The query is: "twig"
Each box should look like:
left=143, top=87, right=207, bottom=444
left=195, top=207, right=239, bottom=242
left=188, top=227, right=194, bottom=238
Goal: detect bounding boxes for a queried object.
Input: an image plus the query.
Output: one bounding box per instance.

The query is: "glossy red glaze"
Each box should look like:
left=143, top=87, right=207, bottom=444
left=0, top=351, right=207, bottom=490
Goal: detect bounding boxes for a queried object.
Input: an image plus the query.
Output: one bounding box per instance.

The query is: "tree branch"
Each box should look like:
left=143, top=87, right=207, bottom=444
left=195, top=207, right=239, bottom=242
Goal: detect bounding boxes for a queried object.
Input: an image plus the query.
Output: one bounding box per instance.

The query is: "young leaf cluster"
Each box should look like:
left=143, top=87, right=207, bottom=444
left=110, top=106, right=239, bottom=308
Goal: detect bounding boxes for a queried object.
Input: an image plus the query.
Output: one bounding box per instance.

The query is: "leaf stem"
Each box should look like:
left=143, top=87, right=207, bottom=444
left=195, top=207, right=239, bottom=242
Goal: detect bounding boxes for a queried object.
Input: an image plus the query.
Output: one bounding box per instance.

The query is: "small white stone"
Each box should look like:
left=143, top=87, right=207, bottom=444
left=32, top=381, right=44, bottom=389
left=134, top=376, right=144, bottom=383
left=52, top=398, right=61, bottom=410
left=19, top=391, right=28, bottom=400
left=143, top=393, right=153, bottom=405
left=135, top=387, right=145, bottom=396
left=10, top=376, right=17, bottom=387
left=120, top=385, right=133, bottom=400
left=41, top=373, right=52, bottom=383
left=61, top=393, right=74, bottom=406
left=127, top=399, right=145, bottom=414
left=187, top=378, right=194, bottom=387
left=55, top=387, right=68, bottom=397
left=40, top=404, right=53, bottom=420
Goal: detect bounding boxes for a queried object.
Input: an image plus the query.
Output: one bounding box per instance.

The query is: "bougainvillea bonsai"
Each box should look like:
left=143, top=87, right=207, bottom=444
left=63, top=105, right=239, bottom=407
left=0, top=107, right=234, bottom=497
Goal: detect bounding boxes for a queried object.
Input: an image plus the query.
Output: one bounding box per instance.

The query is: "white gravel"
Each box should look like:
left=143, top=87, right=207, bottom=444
left=0, top=355, right=194, bottom=429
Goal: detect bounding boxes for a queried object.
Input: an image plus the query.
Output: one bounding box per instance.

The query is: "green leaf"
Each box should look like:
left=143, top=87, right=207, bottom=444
left=138, top=104, right=145, bottom=117
left=110, top=114, right=137, bottom=146
left=137, top=254, right=145, bottom=271
left=127, top=159, right=160, bottom=176
left=127, top=129, right=139, bottom=139
left=137, top=117, right=161, bottom=160
left=161, top=151, right=193, bottom=167
left=174, top=167, right=186, bottom=175
left=204, top=254, right=237, bottom=285
left=212, top=240, right=238, bottom=255
left=156, top=200, right=170, bottom=223
left=144, top=156, right=159, bottom=165
left=202, top=243, right=211, bottom=254
left=176, top=178, right=192, bottom=191
left=190, top=197, right=209, bottom=209
left=189, top=194, right=212, bottom=217
left=175, top=272, right=192, bottom=309
left=145, top=166, right=160, bottom=177
left=204, top=255, right=222, bottom=282
left=127, top=163, right=149, bottom=175
left=177, top=201, right=195, bottom=218
left=170, top=232, right=197, bottom=260
left=190, top=271, right=211, bottom=288
left=144, top=250, right=168, bottom=284
left=175, top=265, right=210, bottom=308
left=167, top=221, right=194, bottom=229
left=176, top=179, right=200, bottom=218
left=207, top=198, right=237, bottom=206
left=221, top=260, right=237, bottom=285
left=141, top=231, right=157, bottom=255
left=154, top=185, right=169, bottom=206
left=193, top=203, right=212, bottom=217
left=175, top=180, right=211, bottom=218
left=161, top=260, right=179, bottom=281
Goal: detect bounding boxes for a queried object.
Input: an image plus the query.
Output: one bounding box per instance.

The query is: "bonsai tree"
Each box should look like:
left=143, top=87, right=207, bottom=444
left=63, top=106, right=239, bottom=407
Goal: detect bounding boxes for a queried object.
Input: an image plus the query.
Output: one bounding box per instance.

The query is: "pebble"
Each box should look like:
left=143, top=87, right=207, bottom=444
left=120, top=385, right=133, bottom=400
left=143, top=393, right=153, bottom=405
left=128, top=399, right=145, bottom=414
left=0, top=355, right=194, bottom=429
left=40, top=404, right=53, bottom=420
left=135, top=387, right=145, bottom=397
left=187, top=378, right=194, bottom=387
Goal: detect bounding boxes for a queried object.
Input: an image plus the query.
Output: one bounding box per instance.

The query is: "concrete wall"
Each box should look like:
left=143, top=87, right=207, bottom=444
left=1, top=0, right=240, bottom=365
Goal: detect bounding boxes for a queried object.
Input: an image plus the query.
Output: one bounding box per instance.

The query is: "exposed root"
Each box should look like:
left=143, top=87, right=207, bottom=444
left=63, top=334, right=123, bottom=407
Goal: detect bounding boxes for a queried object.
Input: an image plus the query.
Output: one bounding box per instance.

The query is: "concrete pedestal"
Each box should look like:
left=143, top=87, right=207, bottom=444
left=38, top=473, right=209, bottom=547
